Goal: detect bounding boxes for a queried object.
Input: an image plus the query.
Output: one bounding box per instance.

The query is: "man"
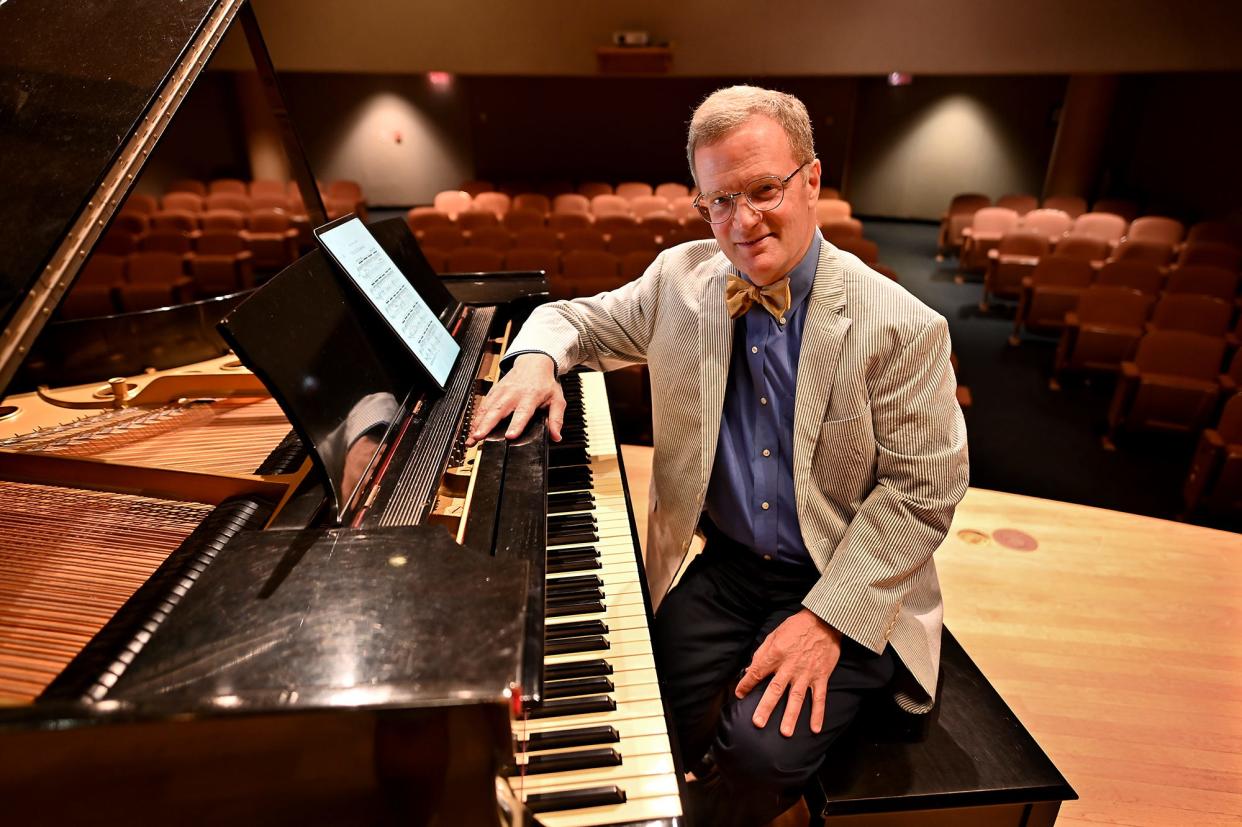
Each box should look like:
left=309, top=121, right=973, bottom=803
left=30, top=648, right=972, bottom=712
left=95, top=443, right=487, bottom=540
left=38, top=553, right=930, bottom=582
left=469, top=86, right=968, bottom=825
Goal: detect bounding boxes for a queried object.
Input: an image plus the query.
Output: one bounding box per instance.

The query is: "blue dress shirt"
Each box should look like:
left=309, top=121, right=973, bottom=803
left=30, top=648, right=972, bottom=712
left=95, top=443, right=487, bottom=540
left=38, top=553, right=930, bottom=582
left=705, top=232, right=822, bottom=566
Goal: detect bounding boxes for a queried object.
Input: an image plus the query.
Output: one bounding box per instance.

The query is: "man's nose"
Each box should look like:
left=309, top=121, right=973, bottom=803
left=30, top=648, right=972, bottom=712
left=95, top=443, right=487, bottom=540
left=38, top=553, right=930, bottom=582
left=732, top=199, right=763, bottom=231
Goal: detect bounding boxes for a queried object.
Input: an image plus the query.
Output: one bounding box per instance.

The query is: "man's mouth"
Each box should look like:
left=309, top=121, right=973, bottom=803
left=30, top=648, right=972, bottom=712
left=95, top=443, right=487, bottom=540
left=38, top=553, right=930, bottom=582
left=735, top=234, right=772, bottom=249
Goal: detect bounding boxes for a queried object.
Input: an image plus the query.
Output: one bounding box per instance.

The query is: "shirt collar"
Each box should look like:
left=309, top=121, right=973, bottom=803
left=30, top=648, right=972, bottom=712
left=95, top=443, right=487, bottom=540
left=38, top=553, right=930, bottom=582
left=733, top=230, right=820, bottom=319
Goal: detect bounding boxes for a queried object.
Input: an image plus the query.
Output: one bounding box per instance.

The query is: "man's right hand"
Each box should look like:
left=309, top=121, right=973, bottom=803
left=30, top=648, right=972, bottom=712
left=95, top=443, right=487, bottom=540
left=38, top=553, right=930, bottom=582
left=465, top=353, right=566, bottom=446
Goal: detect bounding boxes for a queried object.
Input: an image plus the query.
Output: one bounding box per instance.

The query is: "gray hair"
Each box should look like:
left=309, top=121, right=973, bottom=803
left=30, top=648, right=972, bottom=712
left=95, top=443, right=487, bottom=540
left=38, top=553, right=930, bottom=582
left=686, top=85, right=816, bottom=185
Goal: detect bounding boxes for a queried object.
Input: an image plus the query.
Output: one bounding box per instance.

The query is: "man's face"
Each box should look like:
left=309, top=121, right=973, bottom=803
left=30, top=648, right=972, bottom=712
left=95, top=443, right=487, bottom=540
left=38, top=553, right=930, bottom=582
left=693, top=115, right=821, bottom=286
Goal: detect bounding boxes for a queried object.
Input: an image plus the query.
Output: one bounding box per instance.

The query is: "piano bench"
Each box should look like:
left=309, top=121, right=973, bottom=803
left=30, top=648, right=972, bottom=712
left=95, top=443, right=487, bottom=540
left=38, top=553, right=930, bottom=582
left=806, top=629, right=1076, bottom=827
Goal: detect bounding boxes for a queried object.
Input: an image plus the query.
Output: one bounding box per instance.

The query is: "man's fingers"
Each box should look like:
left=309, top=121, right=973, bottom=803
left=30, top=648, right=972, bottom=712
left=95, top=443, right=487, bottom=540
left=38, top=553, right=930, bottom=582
left=547, top=386, right=567, bottom=443
left=735, top=646, right=775, bottom=698
left=467, top=394, right=511, bottom=445
left=780, top=683, right=810, bottom=737
left=506, top=402, right=537, bottom=439
left=810, top=678, right=829, bottom=734
left=751, top=673, right=789, bottom=729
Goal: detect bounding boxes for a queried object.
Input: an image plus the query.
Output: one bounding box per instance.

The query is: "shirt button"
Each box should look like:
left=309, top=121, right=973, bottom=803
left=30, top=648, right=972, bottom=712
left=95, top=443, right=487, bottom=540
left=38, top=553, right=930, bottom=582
left=762, top=449, right=771, bottom=457
left=763, top=554, right=773, bottom=561
left=751, top=346, right=758, bottom=354
left=760, top=397, right=768, bottom=405
left=779, top=317, right=787, bottom=325
left=761, top=501, right=770, bottom=510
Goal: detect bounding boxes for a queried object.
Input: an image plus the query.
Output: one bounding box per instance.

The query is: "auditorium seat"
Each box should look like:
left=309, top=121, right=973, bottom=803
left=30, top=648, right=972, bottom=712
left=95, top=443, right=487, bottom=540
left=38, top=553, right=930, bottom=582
left=249, top=179, right=287, bottom=200
left=458, top=180, right=494, bottom=197
left=161, top=192, right=203, bottom=213
left=1050, top=235, right=1110, bottom=264
left=113, top=212, right=149, bottom=236
left=467, top=226, right=513, bottom=251
left=189, top=231, right=254, bottom=294
left=959, top=207, right=1019, bottom=273
left=472, top=191, right=510, bottom=218
left=512, top=228, right=560, bottom=251
left=1221, top=349, right=1242, bottom=398
left=639, top=212, right=681, bottom=240
left=123, top=193, right=158, bottom=215
left=591, top=194, right=632, bottom=217
left=243, top=209, right=299, bottom=271
left=1176, top=242, right=1242, bottom=271
left=1042, top=194, right=1087, bottom=218
left=1106, top=330, right=1225, bottom=445
left=1091, top=198, right=1140, bottom=222
left=1182, top=393, right=1242, bottom=517
left=814, top=198, right=851, bottom=224
left=61, top=254, right=125, bottom=318
left=631, top=195, right=671, bottom=218
left=209, top=178, right=247, bottom=195
left=669, top=195, right=699, bottom=223
left=577, top=181, right=613, bottom=199
left=666, top=223, right=715, bottom=245
left=1109, top=239, right=1174, bottom=266
left=418, top=227, right=467, bottom=251
left=1017, top=208, right=1072, bottom=246
left=620, top=249, right=658, bottom=279
left=982, top=231, right=1049, bottom=310
left=502, top=209, right=546, bottom=232
left=166, top=179, right=206, bottom=196
left=1068, top=212, right=1128, bottom=246
left=149, top=210, right=200, bottom=234
left=821, top=218, right=864, bottom=244
left=1011, top=256, right=1095, bottom=344
left=406, top=206, right=454, bottom=233
left=608, top=228, right=659, bottom=256
left=548, top=212, right=593, bottom=233
left=1186, top=220, right=1242, bottom=249
left=1052, top=286, right=1154, bottom=386
left=996, top=193, right=1038, bottom=215
left=141, top=230, right=194, bottom=255
left=121, top=251, right=193, bottom=310
left=1147, top=294, right=1233, bottom=336
left=835, top=236, right=879, bottom=265
left=445, top=248, right=504, bottom=273
left=1127, top=215, right=1185, bottom=246
left=205, top=192, right=251, bottom=213
left=655, top=182, right=690, bottom=201
left=561, top=249, right=621, bottom=297
left=594, top=214, right=638, bottom=234
left=457, top=210, right=500, bottom=232
left=97, top=227, right=141, bottom=256
left=1095, top=260, right=1164, bottom=295
left=615, top=182, right=653, bottom=200
left=561, top=228, right=608, bottom=251
left=200, top=209, right=247, bottom=232
left=503, top=248, right=560, bottom=276
left=432, top=189, right=473, bottom=219
left=512, top=193, right=551, bottom=216
left=552, top=193, right=591, bottom=215
left=937, top=192, right=990, bottom=259
left=1164, top=265, right=1238, bottom=300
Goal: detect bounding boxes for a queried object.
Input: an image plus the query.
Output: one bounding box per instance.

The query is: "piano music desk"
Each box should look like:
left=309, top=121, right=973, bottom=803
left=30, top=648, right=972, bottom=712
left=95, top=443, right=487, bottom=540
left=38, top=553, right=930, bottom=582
left=617, top=451, right=1241, bottom=827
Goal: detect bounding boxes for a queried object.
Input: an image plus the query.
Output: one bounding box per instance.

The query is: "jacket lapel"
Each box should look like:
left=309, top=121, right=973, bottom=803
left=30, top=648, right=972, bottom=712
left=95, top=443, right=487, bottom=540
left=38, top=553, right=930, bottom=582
left=792, top=244, right=851, bottom=484
left=698, top=262, right=734, bottom=487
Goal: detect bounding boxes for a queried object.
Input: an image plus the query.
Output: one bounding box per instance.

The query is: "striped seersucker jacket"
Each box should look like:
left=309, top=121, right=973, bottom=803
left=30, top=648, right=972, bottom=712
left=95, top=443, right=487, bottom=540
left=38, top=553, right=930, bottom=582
left=508, top=239, right=970, bottom=711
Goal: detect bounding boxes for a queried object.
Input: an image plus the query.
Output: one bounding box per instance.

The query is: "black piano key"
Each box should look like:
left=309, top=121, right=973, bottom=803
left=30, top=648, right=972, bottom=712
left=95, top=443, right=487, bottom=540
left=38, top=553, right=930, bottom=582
left=526, top=785, right=627, bottom=814
left=543, top=676, right=615, bottom=699
left=547, top=558, right=601, bottom=574
left=518, top=725, right=620, bottom=753
left=548, top=447, right=589, bottom=466
left=547, top=545, right=598, bottom=559
left=545, top=552, right=599, bottom=570
left=547, top=529, right=600, bottom=546
left=526, top=694, right=617, bottom=720
left=548, top=467, right=592, bottom=490
left=547, top=588, right=604, bottom=606
left=546, top=574, right=603, bottom=592
left=546, top=600, right=605, bottom=618
left=545, top=659, right=613, bottom=680
left=521, top=748, right=622, bottom=775
left=547, top=494, right=595, bottom=515
left=545, top=620, right=608, bottom=640
left=548, top=514, right=597, bottom=531
left=544, top=634, right=610, bottom=656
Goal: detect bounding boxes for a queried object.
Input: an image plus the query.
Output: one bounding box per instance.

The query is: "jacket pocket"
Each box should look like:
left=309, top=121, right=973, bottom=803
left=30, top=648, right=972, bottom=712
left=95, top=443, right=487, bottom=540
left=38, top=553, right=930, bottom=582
left=813, top=404, right=875, bottom=507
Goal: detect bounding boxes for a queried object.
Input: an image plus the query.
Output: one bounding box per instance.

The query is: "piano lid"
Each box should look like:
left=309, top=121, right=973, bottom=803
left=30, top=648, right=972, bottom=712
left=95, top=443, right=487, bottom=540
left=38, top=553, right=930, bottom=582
left=0, top=0, right=245, bottom=396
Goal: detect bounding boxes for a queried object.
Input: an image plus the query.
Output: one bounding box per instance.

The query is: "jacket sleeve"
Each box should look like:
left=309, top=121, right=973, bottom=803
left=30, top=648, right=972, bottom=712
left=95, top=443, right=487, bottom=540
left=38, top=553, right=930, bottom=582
left=802, top=314, right=969, bottom=653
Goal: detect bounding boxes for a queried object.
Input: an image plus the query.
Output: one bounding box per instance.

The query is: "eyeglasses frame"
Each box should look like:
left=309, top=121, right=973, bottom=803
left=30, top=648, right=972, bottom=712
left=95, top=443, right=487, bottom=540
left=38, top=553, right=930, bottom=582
left=693, top=161, right=811, bottom=224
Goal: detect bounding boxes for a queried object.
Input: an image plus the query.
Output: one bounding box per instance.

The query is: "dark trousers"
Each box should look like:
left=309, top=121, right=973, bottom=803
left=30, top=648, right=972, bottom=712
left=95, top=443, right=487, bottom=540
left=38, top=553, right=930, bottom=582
left=653, top=524, right=895, bottom=827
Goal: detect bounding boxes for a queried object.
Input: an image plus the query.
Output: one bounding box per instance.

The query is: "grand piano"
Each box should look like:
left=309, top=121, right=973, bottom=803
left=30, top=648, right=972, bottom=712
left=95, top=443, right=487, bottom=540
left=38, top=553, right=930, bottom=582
left=0, top=2, right=684, bottom=824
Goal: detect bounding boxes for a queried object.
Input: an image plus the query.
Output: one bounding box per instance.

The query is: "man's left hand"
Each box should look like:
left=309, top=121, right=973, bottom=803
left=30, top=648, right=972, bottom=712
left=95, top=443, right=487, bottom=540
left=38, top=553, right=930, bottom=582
left=736, top=609, right=843, bottom=737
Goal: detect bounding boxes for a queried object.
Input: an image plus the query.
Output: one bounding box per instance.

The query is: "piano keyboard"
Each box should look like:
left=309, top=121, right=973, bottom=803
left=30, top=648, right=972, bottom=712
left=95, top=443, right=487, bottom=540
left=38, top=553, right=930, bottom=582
left=509, top=371, right=684, bottom=826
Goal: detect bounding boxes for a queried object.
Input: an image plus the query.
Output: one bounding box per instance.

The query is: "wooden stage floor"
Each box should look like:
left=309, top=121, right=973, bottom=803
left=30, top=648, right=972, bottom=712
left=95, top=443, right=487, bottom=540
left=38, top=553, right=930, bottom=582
left=619, top=444, right=1242, bottom=827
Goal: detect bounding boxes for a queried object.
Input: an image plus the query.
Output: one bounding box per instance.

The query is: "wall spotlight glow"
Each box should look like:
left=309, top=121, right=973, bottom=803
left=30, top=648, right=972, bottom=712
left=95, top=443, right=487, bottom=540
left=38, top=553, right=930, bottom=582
left=427, top=71, right=454, bottom=90
left=887, top=72, right=913, bottom=87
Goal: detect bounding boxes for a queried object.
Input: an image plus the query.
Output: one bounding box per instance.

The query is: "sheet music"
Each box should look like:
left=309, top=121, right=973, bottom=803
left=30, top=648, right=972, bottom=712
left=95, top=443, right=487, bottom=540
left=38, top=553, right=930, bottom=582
left=318, top=218, right=460, bottom=388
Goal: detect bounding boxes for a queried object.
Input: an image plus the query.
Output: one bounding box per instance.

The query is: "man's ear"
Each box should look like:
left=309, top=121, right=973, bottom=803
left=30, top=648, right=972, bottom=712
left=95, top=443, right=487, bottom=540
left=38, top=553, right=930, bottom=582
left=807, top=159, right=823, bottom=198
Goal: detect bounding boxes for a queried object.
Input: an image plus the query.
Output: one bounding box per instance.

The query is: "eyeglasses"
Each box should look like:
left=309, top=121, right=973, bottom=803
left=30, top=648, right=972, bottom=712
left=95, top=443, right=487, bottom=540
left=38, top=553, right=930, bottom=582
left=693, top=162, right=809, bottom=224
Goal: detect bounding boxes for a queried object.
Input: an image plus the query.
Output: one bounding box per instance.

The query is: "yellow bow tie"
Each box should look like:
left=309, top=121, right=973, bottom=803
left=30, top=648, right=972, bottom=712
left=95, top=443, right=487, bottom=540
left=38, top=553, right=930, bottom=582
left=725, top=274, right=791, bottom=321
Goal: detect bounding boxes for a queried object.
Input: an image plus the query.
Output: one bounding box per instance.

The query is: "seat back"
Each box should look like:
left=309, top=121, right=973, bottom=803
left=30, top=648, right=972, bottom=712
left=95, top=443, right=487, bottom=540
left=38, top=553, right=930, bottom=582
left=562, top=228, right=608, bottom=251
left=970, top=207, right=1019, bottom=235
left=459, top=180, right=494, bottom=197
left=472, top=191, right=511, bottom=217
left=166, top=179, right=206, bottom=196
left=503, top=248, right=560, bottom=274
left=162, top=192, right=203, bottom=213
left=815, top=199, right=851, bottom=223
left=468, top=226, right=513, bottom=251
left=1019, top=208, right=1072, bottom=242
left=142, top=230, right=193, bottom=254
left=996, top=193, right=1038, bottom=215
left=123, top=193, right=158, bottom=215
left=149, top=209, right=199, bottom=232
left=548, top=212, right=593, bottom=232
left=247, top=209, right=292, bottom=233
left=608, top=228, right=659, bottom=256
left=503, top=209, right=547, bottom=232
left=620, top=249, right=658, bottom=279
left=512, top=193, right=551, bottom=215
left=1094, top=261, right=1163, bottom=294
left=1042, top=194, right=1086, bottom=218
left=595, top=214, right=638, bottom=234
left=561, top=250, right=621, bottom=295
left=821, top=218, right=864, bottom=243
left=655, top=182, right=690, bottom=201
left=996, top=231, right=1049, bottom=258
left=1110, top=239, right=1173, bottom=266
left=946, top=193, right=991, bottom=214
left=419, top=227, right=466, bottom=251
left=1127, top=216, right=1184, bottom=245
left=1076, top=286, right=1153, bottom=327
left=1186, top=220, right=1242, bottom=249
left=835, top=236, right=879, bottom=264
left=1051, top=236, right=1109, bottom=262
left=1091, top=198, right=1139, bottom=222
left=553, top=193, right=591, bottom=215
left=630, top=195, right=670, bottom=217
left=1177, top=242, right=1242, bottom=271
left=113, top=212, right=149, bottom=235
left=640, top=213, right=681, bottom=239
left=126, top=251, right=186, bottom=282
left=615, top=182, right=653, bottom=200
left=457, top=210, right=500, bottom=231
left=406, top=207, right=453, bottom=232
left=577, top=181, right=613, bottom=199
left=209, top=178, right=247, bottom=195
left=196, top=231, right=248, bottom=256
left=1149, top=294, right=1233, bottom=336
left=1031, top=256, right=1094, bottom=288
left=1165, top=265, right=1238, bottom=299
left=591, top=194, right=632, bottom=217
left=1134, top=331, right=1226, bottom=381
left=327, top=180, right=364, bottom=202
left=249, top=179, right=287, bottom=199
left=432, top=189, right=473, bottom=218
left=445, top=248, right=504, bottom=273
left=512, top=228, right=560, bottom=250
left=1069, top=212, right=1127, bottom=244
left=201, top=209, right=247, bottom=232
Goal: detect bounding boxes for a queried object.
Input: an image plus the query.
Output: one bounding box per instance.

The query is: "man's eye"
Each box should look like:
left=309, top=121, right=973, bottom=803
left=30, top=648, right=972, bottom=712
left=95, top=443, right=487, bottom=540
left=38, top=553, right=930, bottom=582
left=709, top=195, right=732, bottom=208
left=751, top=184, right=779, bottom=198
